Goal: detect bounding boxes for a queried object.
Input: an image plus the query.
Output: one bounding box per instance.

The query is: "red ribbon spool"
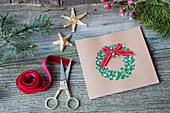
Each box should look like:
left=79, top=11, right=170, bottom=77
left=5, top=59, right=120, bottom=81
left=16, top=55, right=77, bottom=94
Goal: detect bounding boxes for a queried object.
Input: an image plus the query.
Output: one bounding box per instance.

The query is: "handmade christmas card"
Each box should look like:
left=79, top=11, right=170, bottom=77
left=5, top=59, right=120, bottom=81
left=75, top=26, right=159, bottom=99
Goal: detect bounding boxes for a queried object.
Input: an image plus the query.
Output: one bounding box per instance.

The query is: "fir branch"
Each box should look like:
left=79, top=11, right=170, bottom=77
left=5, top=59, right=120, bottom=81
left=0, top=33, right=12, bottom=47
left=0, top=13, right=53, bottom=64
left=1, top=14, right=8, bottom=31
left=3, top=15, right=52, bottom=39
left=0, top=41, right=6, bottom=47
left=0, top=13, right=14, bottom=31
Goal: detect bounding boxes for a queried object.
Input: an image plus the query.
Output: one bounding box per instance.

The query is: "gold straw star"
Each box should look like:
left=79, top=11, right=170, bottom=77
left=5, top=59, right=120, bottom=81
left=52, top=32, right=73, bottom=52
left=61, top=8, right=87, bottom=32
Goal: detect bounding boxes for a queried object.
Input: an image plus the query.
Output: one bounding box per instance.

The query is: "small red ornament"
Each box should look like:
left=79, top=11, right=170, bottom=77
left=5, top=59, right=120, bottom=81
left=105, top=3, right=111, bottom=9
left=119, top=8, right=126, bottom=14
left=101, top=0, right=106, bottom=2
left=128, top=0, right=134, bottom=6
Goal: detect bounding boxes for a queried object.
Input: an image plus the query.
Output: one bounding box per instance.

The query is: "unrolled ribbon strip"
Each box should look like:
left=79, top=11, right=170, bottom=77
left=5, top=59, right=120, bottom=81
left=101, top=44, right=134, bottom=69
left=16, top=55, right=77, bottom=94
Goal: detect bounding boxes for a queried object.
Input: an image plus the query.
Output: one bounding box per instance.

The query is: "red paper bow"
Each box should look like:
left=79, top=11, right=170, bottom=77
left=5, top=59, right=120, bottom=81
left=101, top=44, right=134, bottom=69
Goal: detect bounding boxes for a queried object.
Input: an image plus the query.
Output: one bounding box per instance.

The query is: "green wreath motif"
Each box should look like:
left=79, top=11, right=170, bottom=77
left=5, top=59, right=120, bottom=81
left=96, top=44, right=135, bottom=80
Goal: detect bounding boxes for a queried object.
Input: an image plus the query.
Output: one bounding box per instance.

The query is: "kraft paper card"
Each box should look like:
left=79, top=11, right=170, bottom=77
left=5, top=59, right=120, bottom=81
left=75, top=26, right=159, bottom=99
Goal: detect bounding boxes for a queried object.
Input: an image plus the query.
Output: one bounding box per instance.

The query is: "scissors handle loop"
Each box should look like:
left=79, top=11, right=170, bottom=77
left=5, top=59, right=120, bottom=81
left=66, top=97, right=79, bottom=110
left=65, top=89, right=79, bottom=110
left=45, top=89, right=61, bottom=109
left=45, top=97, right=58, bottom=110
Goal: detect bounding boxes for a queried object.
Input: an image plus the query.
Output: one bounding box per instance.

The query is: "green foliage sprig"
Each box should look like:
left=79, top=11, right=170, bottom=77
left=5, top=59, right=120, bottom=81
left=101, top=0, right=169, bottom=39
left=124, top=0, right=170, bottom=39
left=0, top=13, right=53, bottom=64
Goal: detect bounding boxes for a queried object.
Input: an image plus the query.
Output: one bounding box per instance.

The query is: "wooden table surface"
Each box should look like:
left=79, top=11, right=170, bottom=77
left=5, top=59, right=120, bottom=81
left=0, top=3, right=170, bottom=113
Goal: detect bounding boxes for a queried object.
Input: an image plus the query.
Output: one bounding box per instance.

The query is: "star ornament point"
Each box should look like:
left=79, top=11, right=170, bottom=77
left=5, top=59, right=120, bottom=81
left=53, top=32, right=73, bottom=52
left=61, top=8, right=87, bottom=32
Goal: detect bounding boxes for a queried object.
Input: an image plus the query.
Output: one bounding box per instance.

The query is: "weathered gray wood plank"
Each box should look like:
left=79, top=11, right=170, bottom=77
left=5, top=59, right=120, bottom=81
left=0, top=0, right=59, bottom=5
left=0, top=3, right=170, bottom=113
left=0, top=0, right=169, bottom=6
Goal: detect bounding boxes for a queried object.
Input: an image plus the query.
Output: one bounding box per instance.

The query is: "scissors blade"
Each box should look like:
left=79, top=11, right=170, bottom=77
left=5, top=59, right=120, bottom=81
left=60, top=59, right=67, bottom=81
left=65, top=59, right=72, bottom=81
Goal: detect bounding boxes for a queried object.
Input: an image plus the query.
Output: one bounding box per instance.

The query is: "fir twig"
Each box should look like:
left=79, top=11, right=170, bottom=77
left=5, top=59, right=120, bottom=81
left=0, top=13, right=53, bottom=64
left=0, top=42, right=7, bottom=46
left=1, top=14, right=8, bottom=30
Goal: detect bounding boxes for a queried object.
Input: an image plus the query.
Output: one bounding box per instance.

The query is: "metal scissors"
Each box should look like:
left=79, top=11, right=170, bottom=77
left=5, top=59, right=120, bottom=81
left=45, top=59, right=79, bottom=110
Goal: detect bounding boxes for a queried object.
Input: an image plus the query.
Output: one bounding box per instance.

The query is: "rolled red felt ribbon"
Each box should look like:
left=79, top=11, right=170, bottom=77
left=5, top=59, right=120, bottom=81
left=16, top=55, right=77, bottom=94
left=101, top=44, right=134, bottom=69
